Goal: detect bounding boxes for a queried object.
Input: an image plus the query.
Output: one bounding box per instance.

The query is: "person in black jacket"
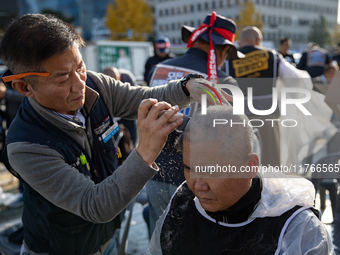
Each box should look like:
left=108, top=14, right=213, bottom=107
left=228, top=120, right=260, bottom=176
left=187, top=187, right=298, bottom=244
left=279, top=37, right=295, bottom=65
left=297, top=42, right=330, bottom=78
left=143, top=36, right=176, bottom=84
left=0, top=13, right=208, bottom=255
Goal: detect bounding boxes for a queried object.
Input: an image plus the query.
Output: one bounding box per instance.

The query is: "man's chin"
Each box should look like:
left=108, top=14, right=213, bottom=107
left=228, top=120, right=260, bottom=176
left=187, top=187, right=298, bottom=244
left=199, top=200, right=217, bottom=212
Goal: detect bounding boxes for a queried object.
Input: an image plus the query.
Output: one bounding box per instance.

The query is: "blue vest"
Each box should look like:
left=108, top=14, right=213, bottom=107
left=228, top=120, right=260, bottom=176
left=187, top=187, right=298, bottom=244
left=3, top=75, right=120, bottom=255
left=160, top=183, right=314, bottom=255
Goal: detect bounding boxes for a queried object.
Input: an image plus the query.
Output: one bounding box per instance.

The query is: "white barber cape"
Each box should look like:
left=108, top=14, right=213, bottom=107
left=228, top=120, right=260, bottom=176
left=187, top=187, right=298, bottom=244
left=146, top=173, right=335, bottom=255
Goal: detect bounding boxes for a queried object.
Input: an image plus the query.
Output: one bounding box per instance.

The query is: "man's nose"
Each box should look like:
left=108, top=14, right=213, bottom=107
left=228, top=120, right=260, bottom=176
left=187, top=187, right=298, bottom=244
left=71, top=72, right=86, bottom=92
left=194, top=178, right=209, bottom=191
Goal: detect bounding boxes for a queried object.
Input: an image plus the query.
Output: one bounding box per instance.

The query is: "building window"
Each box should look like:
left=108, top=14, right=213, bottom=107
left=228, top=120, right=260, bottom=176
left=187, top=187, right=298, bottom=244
left=190, top=4, right=194, bottom=12
left=278, top=16, right=282, bottom=24
left=177, top=22, right=181, bottom=29
left=284, top=17, right=291, bottom=25
left=256, top=0, right=259, bottom=4
left=165, top=24, right=169, bottom=31
left=212, top=1, right=216, bottom=9
left=191, top=20, right=195, bottom=26
left=262, top=0, right=265, bottom=5
left=184, top=5, right=188, bottom=13
left=171, top=8, right=175, bottom=15
left=262, top=15, right=266, bottom=22
left=159, top=10, right=163, bottom=16
left=205, top=2, right=209, bottom=9
left=198, top=3, right=202, bottom=11
left=165, top=9, right=169, bottom=16
left=227, top=0, right=232, bottom=7
left=219, top=0, right=224, bottom=8
left=160, top=24, right=164, bottom=31
left=278, top=0, right=282, bottom=7
left=177, top=7, right=181, bottom=14
left=171, top=23, right=175, bottom=30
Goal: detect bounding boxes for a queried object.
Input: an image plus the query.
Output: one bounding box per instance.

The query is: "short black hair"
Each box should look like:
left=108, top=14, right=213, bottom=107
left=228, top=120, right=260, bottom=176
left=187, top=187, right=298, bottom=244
left=0, top=14, right=85, bottom=84
left=280, top=37, right=291, bottom=45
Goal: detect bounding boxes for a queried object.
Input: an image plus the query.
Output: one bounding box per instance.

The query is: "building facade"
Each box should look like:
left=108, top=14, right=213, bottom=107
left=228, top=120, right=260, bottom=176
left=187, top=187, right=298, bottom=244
left=15, top=0, right=111, bottom=41
left=153, top=0, right=338, bottom=50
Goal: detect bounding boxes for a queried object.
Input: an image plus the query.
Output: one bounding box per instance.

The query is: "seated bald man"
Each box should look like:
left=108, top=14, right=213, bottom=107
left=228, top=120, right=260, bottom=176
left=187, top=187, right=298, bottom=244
left=146, top=105, right=334, bottom=255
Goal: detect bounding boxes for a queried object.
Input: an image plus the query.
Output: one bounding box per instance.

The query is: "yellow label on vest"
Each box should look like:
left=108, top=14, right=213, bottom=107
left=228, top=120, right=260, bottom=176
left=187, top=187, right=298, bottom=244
left=232, top=50, right=269, bottom=77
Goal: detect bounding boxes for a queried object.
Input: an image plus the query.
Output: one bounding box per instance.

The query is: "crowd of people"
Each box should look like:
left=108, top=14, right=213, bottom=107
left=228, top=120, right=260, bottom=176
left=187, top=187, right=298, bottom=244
left=0, top=10, right=338, bottom=255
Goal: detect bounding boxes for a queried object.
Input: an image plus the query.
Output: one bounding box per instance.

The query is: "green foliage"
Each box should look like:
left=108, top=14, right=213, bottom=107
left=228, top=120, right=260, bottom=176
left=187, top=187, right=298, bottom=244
left=308, top=15, right=331, bottom=48
left=235, top=0, right=264, bottom=40
left=105, top=0, right=154, bottom=41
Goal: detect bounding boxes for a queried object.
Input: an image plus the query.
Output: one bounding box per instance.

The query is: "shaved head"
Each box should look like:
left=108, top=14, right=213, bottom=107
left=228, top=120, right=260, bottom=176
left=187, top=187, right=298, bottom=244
left=238, top=26, right=263, bottom=48
left=102, top=66, right=121, bottom=81
left=181, top=105, right=254, bottom=164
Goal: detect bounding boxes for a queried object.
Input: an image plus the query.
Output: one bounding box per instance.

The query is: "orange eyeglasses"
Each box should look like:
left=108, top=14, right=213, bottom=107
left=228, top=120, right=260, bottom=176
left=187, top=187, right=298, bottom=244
left=1, top=69, right=50, bottom=86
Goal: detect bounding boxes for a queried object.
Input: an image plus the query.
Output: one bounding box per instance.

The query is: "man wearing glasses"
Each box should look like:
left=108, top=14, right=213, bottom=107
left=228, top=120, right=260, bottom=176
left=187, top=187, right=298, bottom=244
left=0, top=14, right=226, bottom=255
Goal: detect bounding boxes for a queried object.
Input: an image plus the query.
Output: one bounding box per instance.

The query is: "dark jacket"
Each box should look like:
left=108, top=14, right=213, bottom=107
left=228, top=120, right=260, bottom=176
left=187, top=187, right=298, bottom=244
left=297, top=48, right=330, bottom=78
left=144, top=53, right=176, bottom=83
left=4, top=76, right=119, bottom=254
left=4, top=71, right=190, bottom=254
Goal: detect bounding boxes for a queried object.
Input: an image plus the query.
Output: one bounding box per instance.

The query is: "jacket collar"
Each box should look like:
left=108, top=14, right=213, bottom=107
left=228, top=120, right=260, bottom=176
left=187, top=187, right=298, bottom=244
left=27, top=85, right=99, bottom=129
left=83, top=85, right=99, bottom=115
